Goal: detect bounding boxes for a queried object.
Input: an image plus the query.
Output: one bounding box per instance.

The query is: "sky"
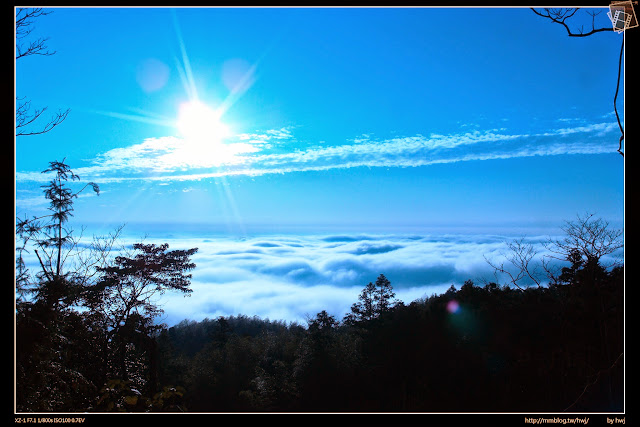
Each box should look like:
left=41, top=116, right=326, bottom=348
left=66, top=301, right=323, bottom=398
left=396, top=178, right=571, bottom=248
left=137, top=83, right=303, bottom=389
left=15, top=7, right=625, bottom=324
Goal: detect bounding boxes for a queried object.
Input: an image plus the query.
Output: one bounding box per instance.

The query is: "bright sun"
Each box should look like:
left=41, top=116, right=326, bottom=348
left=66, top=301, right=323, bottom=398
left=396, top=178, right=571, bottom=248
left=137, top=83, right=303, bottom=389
left=171, top=100, right=238, bottom=168
left=176, top=100, right=230, bottom=143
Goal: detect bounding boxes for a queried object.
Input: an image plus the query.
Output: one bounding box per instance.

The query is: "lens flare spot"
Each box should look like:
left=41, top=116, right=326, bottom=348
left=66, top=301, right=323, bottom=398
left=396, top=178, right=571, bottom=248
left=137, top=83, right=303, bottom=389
left=447, top=299, right=460, bottom=314
left=136, top=58, right=170, bottom=93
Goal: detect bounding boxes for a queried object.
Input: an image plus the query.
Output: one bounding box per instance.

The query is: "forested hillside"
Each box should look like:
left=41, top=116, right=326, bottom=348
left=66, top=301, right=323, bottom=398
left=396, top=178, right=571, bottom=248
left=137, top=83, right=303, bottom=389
left=153, top=264, right=623, bottom=413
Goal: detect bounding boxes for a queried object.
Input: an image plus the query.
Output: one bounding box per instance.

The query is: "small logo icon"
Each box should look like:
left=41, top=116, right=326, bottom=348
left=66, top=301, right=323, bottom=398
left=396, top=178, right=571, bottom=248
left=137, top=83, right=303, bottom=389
left=608, top=1, right=638, bottom=33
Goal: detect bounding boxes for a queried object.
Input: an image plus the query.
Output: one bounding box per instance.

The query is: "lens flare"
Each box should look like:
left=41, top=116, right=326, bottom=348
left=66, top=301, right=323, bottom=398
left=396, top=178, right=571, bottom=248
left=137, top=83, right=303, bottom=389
left=446, top=299, right=460, bottom=314
left=136, top=58, right=170, bottom=93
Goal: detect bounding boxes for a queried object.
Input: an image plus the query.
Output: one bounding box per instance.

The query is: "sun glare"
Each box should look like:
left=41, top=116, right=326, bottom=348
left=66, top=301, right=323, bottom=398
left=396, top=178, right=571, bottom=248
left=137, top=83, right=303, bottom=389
left=177, top=100, right=230, bottom=143
left=170, top=98, right=249, bottom=226
left=171, top=100, right=239, bottom=168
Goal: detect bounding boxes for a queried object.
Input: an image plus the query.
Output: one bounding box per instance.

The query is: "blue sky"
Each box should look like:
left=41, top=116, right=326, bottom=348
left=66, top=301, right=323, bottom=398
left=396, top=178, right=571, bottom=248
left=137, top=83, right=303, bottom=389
left=15, top=7, right=625, bottom=323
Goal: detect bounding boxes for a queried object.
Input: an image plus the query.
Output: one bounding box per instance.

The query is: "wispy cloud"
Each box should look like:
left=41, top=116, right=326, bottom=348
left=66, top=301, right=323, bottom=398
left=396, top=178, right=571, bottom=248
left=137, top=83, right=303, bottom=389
left=15, top=121, right=620, bottom=185
left=236, top=127, right=296, bottom=147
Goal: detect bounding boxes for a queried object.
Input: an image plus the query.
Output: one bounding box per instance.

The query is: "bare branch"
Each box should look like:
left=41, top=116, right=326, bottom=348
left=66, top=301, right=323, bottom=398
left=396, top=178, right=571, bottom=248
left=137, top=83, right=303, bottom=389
left=544, top=213, right=624, bottom=269
left=531, top=8, right=614, bottom=37
left=614, top=36, right=624, bottom=157
left=510, top=238, right=543, bottom=287
left=15, top=8, right=56, bottom=59
left=16, top=98, right=70, bottom=137
left=484, top=256, right=525, bottom=291
left=564, top=352, right=623, bottom=412
left=484, top=237, right=543, bottom=290
left=531, top=8, right=623, bottom=156
left=34, top=249, right=53, bottom=283
left=15, top=8, right=69, bottom=137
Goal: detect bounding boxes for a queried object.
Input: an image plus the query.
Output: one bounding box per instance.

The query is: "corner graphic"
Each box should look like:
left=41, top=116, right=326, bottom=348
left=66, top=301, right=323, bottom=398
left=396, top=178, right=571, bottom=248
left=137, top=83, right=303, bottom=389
left=608, top=1, right=638, bottom=32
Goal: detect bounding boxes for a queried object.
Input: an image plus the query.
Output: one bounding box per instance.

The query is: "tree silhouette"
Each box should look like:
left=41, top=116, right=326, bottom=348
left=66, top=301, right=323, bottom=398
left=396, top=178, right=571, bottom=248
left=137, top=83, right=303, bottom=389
left=345, top=274, right=398, bottom=323
left=15, top=8, right=70, bottom=137
left=485, top=213, right=623, bottom=289
left=15, top=159, right=99, bottom=310
left=545, top=213, right=623, bottom=270
left=308, top=310, right=338, bottom=334
left=85, top=243, right=198, bottom=386
left=531, top=8, right=614, bottom=37
left=346, top=281, right=376, bottom=323
left=373, top=274, right=396, bottom=314
left=15, top=160, right=101, bottom=412
left=16, top=8, right=56, bottom=59
left=484, top=237, right=545, bottom=290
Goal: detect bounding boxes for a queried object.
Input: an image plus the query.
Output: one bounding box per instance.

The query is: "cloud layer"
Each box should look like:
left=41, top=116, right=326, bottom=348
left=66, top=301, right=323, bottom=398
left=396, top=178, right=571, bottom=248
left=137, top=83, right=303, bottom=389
left=147, top=231, right=559, bottom=326
left=18, top=225, right=622, bottom=326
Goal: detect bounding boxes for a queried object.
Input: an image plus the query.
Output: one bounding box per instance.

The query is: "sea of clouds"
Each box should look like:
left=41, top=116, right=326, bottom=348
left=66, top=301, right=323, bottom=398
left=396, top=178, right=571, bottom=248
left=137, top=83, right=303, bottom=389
left=18, top=221, right=625, bottom=327
left=139, top=228, right=562, bottom=326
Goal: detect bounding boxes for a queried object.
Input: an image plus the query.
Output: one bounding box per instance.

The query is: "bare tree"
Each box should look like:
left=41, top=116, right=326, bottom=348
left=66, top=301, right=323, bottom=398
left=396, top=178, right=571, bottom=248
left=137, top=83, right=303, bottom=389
left=15, top=7, right=70, bottom=137
left=544, top=213, right=624, bottom=270
left=531, top=8, right=624, bottom=157
left=484, top=237, right=547, bottom=290
left=485, top=214, right=623, bottom=289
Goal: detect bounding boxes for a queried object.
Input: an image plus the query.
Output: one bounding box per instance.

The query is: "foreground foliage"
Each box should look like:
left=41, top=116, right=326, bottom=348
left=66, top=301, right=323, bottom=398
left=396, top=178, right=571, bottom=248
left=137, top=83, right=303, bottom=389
left=15, top=161, right=198, bottom=412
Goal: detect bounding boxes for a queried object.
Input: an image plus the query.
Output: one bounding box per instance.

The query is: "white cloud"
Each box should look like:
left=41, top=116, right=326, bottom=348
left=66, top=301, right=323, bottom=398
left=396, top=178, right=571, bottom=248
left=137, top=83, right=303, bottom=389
left=141, top=231, right=560, bottom=325
left=15, top=120, right=620, bottom=185
left=540, top=122, right=618, bottom=137
left=17, top=223, right=600, bottom=326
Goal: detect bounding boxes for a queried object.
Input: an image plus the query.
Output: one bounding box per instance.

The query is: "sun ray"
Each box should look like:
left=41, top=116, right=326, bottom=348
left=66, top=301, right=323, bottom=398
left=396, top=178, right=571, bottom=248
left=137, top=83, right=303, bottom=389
left=90, top=109, right=175, bottom=129
left=171, top=8, right=199, bottom=103
left=219, top=175, right=246, bottom=236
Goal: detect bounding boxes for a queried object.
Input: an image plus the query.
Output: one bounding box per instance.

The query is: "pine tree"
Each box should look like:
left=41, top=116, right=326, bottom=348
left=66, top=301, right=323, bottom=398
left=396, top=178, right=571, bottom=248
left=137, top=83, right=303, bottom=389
left=345, top=274, right=398, bottom=323
left=16, top=159, right=99, bottom=309
left=373, top=274, right=396, bottom=315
